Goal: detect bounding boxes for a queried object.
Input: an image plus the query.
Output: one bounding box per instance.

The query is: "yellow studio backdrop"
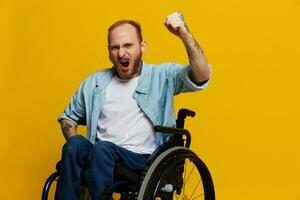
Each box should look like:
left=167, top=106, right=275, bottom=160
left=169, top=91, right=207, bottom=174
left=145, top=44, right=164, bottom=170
left=1, top=0, right=299, bottom=199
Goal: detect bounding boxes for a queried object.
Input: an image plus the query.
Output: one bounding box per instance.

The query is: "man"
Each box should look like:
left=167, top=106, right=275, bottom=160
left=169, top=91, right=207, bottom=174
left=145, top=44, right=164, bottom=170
left=56, top=11, right=210, bottom=200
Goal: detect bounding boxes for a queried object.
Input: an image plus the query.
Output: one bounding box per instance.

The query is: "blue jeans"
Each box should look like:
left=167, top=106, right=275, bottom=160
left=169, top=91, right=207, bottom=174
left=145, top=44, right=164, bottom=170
left=56, top=135, right=149, bottom=200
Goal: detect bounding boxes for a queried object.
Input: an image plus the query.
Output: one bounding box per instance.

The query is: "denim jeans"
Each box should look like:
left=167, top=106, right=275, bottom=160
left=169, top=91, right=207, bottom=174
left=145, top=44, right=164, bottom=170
left=56, top=135, right=149, bottom=200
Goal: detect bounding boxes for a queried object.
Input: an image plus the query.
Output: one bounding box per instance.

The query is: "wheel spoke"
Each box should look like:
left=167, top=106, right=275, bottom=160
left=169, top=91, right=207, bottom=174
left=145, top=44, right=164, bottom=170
left=175, top=158, right=204, bottom=200
left=141, top=147, right=214, bottom=200
left=179, top=158, right=204, bottom=200
left=182, top=160, right=195, bottom=191
left=175, top=193, right=179, bottom=200
left=191, top=192, right=205, bottom=200
left=189, top=180, right=200, bottom=200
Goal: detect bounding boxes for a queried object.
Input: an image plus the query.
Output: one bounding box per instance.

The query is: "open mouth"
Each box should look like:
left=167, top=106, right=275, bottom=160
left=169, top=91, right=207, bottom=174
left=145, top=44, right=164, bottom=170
left=119, top=60, right=130, bottom=68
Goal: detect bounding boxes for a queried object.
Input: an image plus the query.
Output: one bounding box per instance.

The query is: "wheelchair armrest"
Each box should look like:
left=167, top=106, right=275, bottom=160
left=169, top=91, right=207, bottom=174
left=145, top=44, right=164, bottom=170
left=154, top=126, right=191, bottom=148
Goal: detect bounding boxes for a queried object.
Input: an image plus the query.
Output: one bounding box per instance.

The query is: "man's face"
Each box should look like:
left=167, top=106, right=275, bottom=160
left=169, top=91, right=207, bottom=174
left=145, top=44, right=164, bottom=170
left=108, top=24, right=146, bottom=80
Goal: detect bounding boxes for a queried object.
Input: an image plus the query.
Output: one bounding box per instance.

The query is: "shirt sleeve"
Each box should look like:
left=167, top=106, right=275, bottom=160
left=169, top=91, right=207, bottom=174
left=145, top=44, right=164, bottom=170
left=167, top=63, right=211, bottom=95
left=58, top=80, right=87, bottom=125
left=179, top=64, right=211, bottom=90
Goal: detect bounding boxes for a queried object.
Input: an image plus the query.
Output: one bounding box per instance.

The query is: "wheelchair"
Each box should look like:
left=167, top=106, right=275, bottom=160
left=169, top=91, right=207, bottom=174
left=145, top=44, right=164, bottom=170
left=42, top=108, right=215, bottom=200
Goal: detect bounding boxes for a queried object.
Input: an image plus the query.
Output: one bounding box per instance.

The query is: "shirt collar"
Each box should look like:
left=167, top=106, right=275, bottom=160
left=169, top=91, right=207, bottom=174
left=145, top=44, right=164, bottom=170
left=135, top=61, right=151, bottom=94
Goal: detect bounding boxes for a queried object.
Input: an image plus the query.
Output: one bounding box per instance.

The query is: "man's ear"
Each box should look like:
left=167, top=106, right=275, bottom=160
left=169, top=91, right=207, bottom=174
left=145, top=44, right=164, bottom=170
left=141, top=40, right=147, bottom=53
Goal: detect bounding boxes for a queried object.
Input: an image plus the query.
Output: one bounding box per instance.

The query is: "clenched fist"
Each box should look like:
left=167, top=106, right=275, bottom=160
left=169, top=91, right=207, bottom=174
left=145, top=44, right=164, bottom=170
left=164, top=12, right=190, bottom=39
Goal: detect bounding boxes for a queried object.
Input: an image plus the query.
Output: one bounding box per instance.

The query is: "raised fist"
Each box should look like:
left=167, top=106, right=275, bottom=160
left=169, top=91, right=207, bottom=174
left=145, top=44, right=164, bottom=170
left=164, top=12, right=189, bottom=39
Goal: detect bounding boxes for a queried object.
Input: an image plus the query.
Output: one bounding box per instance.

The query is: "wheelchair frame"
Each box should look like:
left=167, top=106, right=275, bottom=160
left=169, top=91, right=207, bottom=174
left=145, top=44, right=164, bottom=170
left=42, top=108, right=215, bottom=200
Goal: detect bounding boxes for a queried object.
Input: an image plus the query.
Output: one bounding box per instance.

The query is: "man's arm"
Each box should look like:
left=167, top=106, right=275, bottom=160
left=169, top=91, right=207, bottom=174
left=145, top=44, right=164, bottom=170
left=60, top=119, right=78, bottom=140
left=164, top=12, right=210, bottom=83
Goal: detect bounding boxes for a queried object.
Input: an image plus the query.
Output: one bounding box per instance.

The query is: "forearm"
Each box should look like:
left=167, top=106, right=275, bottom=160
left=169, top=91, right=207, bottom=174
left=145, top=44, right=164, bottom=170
left=181, top=32, right=210, bottom=83
left=60, top=119, right=78, bottom=140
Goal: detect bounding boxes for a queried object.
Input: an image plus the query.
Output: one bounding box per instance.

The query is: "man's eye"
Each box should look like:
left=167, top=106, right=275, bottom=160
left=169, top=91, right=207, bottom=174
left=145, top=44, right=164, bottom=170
left=110, top=46, right=118, bottom=51
left=125, top=44, right=133, bottom=48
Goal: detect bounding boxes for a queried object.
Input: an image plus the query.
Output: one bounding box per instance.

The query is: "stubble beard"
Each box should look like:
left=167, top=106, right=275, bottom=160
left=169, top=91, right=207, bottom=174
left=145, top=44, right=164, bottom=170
left=116, top=54, right=142, bottom=80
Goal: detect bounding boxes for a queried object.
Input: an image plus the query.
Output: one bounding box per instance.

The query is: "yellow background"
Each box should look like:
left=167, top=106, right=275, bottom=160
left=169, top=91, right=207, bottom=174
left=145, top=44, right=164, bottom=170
left=1, top=0, right=300, bottom=199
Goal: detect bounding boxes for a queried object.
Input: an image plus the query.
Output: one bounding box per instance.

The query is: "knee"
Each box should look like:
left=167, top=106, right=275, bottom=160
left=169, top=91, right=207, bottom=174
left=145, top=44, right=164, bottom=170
left=62, top=135, right=90, bottom=154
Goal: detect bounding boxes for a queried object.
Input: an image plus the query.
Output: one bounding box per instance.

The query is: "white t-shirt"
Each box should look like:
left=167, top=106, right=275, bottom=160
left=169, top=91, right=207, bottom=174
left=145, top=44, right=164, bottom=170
left=96, top=75, right=156, bottom=154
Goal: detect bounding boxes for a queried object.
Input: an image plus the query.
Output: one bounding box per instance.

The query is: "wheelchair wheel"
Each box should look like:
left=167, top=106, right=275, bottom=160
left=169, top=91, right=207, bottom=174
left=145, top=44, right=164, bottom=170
left=42, top=171, right=60, bottom=200
left=137, top=146, right=215, bottom=200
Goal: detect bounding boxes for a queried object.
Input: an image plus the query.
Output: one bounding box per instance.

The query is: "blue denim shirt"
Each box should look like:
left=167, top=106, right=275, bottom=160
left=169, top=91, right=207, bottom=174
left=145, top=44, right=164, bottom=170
left=58, top=62, right=209, bottom=146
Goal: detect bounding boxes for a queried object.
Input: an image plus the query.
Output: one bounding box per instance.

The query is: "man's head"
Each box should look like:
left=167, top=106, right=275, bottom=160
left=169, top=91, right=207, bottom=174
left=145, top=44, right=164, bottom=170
left=107, top=20, right=146, bottom=80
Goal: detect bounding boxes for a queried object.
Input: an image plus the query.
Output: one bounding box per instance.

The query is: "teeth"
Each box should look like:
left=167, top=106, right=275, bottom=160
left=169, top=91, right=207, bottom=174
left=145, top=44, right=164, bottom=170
left=119, top=60, right=129, bottom=68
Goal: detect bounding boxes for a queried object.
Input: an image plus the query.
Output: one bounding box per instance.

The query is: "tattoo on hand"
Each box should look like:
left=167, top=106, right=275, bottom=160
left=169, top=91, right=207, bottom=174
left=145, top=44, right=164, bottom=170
left=62, top=124, right=72, bottom=138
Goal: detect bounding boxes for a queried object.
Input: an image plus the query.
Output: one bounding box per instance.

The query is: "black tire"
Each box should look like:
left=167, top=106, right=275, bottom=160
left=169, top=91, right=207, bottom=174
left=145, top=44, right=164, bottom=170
left=137, top=146, right=215, bottom=200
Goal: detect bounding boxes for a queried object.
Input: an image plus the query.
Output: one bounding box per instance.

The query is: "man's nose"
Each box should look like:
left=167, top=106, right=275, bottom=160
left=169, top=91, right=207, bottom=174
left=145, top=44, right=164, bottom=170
left=118, top=48, right=127, bottom=58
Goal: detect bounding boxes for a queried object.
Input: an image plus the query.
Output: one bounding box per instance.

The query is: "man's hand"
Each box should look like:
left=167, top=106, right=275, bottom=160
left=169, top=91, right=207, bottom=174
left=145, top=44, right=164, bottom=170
left=164, top=12, right=190, bottom=39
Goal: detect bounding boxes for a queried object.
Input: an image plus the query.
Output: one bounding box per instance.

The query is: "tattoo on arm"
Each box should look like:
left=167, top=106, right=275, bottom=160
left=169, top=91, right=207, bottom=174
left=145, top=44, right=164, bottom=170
left=186, top=37, right=203, bottom=61
left=193, top=39, right=200, bottom=50
left=183, top=34, right=209, bottom=82
left=62, top=124, right=72, bottom=138
left=60, top=120, right=77, bottom=140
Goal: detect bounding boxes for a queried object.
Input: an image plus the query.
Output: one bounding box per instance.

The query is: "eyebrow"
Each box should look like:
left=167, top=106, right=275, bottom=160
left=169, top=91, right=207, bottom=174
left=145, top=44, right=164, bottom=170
left=108, top=43, right=134, bottom=48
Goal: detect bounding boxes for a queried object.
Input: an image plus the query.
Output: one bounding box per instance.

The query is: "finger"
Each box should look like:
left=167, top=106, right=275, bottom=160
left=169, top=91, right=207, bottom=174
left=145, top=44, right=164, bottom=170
left=167, top=14, right=184, bottom=25
left=164, top=18, right=171, bottom=26
left=172, top=21, right=185, bottom=28
left=167, top=12, right=183, bottom=21
left=166, top=12, right=183, bottom=24
left=168, top=18, right=185, bottom=28
left=166, top=11, right=180, bottom=19
left=164, top=20, right=169, bottom=28
left=168, top=16, right=184, bottom=24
